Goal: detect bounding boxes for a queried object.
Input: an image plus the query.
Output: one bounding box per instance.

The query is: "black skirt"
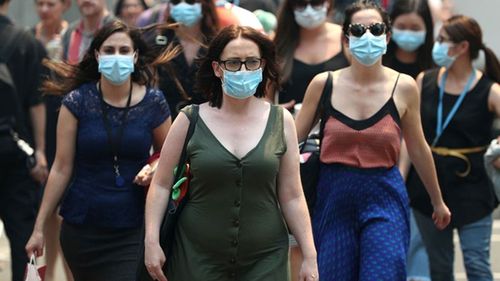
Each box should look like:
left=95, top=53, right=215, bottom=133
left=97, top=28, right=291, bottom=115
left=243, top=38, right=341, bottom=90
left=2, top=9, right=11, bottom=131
left=60, top=221, right=142, bottom=281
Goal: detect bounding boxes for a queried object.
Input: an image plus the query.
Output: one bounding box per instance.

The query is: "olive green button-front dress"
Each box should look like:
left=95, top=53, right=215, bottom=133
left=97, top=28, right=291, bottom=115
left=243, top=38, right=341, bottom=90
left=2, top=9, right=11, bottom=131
left=167, top=104, right=289, bottom=281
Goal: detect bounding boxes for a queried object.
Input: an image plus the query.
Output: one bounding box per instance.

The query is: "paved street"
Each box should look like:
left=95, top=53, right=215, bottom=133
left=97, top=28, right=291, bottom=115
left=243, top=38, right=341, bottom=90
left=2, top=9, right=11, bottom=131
left=1, top=210, right=499, bottom=280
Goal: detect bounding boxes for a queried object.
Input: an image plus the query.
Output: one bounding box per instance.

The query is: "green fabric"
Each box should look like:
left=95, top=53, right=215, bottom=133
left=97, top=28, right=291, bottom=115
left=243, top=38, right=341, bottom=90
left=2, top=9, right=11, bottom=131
left=167, top=104, right=289, bottom=281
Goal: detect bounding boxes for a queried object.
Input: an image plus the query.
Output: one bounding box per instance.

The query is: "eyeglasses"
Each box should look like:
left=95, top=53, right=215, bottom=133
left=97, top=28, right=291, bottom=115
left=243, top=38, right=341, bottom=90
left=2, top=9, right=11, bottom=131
left=294, top=0, right=326, bottom=12
left=348, top=22, right=386, bottom=37
left=170, top=0, right=199, bottom=4
left=219, top=58, right=263, bottom=72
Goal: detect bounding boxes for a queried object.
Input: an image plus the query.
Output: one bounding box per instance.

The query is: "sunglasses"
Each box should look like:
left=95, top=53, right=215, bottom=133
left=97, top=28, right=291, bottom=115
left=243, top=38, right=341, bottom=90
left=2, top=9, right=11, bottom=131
left=294, top=0, right=326, bottom=12
left=170, top=0, right=199, bottom=4
left=348, top=22, right=386, bottom=37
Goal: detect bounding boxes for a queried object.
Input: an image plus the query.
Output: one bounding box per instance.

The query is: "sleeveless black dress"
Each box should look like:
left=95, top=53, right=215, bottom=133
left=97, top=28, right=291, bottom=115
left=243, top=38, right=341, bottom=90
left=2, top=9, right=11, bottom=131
left=278, top=52, right=348, bottom=105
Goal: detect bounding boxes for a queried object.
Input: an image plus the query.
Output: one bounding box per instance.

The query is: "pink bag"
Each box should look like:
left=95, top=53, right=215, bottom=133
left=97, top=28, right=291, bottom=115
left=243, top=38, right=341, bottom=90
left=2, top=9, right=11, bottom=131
left=24, top=255, right=46, bottom=281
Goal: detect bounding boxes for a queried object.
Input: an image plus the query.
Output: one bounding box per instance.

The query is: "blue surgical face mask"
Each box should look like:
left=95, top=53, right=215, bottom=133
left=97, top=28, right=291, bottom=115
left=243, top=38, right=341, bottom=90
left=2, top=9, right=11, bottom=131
left=432, top=41, right=456, bottom=68
left=391, top=28, right=426, bottom=52
left=221, top=68, right=263, bottom=99
left=98, top=54, right=135, bottom=85
left=349, top=32, right=387, bottom=66
left=294, top=3, right=328, bottom=29
left=170, top=2, right=202, bottom=27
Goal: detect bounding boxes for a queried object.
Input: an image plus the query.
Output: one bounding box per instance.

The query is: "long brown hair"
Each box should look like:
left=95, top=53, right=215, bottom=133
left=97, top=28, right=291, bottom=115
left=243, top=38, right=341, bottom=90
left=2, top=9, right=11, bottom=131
left=274, top=0, right=334, bottom=84
left=443, top=15, right=500, bottom=83
left=195, top=25, right=280, bottom=108
left=166, top=0, right=219, bottom=43
left=43, top=20, right=179, bottom=95
left=162, top=0, right=219, bottom=100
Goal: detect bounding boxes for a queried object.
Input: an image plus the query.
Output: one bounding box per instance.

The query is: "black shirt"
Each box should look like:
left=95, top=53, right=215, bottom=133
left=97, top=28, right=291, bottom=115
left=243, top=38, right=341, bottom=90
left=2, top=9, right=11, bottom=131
left=0, top=15, right=46, bottom=144
left=384, top=55, right=421, bottom=79
left=278, top=51, right=349, bottom=105
left=238, top=0, right=282, bottom=14
left=152, top=31, right=207, bottom=119
left=406, top=68, right=498, bottom=227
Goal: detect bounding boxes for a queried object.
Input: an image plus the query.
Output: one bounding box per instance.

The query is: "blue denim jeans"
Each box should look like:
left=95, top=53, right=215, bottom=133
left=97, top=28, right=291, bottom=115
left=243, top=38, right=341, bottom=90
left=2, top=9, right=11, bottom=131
left=407, top=209, right=431, bottom=281
left=414, top=210, right=494, bottom=281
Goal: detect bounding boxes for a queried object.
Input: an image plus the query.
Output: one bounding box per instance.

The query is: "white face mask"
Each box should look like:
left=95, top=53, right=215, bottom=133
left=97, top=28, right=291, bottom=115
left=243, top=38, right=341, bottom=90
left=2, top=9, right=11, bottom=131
left=294, top=3, right=328, bottom=29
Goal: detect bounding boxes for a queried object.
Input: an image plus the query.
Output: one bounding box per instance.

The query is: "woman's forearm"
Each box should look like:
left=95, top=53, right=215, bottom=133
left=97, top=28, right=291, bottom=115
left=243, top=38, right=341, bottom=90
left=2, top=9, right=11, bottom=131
left=144, top=183, right=171, bottom=244
left=408, top=143, right=444, bottom=206
left=34, top=167, right=72, bottom=232
left=397, top=140, right=412, bottom=180
left=280, top=197, right=317, bottom=259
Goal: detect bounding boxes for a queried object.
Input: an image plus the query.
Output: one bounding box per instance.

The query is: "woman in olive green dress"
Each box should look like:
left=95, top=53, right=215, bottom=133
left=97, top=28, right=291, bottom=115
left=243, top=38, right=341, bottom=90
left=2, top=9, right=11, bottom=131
left=144, top=25, right=318, bottom=281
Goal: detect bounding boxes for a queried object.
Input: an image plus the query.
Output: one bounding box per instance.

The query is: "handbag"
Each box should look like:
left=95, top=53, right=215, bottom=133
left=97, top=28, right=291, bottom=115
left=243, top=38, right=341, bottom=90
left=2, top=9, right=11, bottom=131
left=137, top=105, right=199, bottom=281
left=24, top=255, right=46, bottom=281
left=299, top=72, right=333, bottom=216
left=484, top=138, right=500, bottom=201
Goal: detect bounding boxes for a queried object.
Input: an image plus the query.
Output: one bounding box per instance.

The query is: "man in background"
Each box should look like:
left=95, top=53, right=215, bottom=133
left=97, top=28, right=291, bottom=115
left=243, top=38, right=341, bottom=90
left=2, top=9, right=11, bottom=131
left=0, top=0, right=48, bottom=280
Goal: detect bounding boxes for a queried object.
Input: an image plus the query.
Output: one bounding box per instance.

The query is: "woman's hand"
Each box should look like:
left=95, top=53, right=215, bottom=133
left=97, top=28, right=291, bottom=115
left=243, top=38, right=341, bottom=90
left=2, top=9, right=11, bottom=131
left=492, top=156, right=500, bottom=170
left=30, top=150, right=49, bottom=184
left=134, top=163, right=155, bottom=186
left=432, top=202, right=451, bottom=230
left=25, top=230, right=45, bottom=258
left=493, top=137, right=500, bottom=169
left=298, top=256, right=319, bottom=281
left=144, top=241, right=168, bottom=281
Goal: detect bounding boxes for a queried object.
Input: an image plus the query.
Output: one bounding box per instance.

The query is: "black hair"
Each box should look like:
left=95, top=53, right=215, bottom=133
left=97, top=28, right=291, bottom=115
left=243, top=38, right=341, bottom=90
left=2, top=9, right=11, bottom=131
left=342, top=0, right=391, bottom=36
left=114, top=0, right=149, bottom=19
left=384, top=0, right=434, bottom=71
left=274, top=0, right=334, bottom=83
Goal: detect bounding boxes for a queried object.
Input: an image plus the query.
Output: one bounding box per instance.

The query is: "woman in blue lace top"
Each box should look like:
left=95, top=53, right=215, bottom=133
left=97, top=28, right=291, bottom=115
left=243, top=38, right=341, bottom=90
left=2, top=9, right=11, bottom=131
left=25, top=20, right=177, bottom=281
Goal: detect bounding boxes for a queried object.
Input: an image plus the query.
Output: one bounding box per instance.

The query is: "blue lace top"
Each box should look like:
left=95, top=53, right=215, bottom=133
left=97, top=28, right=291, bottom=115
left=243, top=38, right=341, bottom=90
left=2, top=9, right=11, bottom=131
left=59, top=82, right=170, bottom=228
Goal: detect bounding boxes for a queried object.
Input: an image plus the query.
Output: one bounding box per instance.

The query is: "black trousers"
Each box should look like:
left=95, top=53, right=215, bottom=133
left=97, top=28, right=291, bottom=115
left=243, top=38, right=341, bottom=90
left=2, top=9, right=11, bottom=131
left=0, top=152, right=37, bottom=281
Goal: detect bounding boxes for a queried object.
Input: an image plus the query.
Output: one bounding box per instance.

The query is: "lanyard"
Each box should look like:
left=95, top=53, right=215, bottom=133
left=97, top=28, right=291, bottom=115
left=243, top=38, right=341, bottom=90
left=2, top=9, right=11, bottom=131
left=432, top=69, right=476, bottom=146
left=99, top=82, right=133, bottom=187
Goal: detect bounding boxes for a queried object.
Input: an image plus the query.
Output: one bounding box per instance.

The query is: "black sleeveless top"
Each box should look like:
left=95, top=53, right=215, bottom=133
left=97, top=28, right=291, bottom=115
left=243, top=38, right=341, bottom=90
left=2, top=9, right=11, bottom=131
left=278, top=51, right=349, bottom=104
left=406, top=68, right=498, bottom=227
left=384, top=55, right=421, bottom=79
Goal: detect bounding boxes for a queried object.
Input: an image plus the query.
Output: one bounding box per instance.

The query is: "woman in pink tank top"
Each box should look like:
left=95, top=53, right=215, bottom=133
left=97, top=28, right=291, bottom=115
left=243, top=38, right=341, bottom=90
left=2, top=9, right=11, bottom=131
left=294, top=1, right=451, bottom=280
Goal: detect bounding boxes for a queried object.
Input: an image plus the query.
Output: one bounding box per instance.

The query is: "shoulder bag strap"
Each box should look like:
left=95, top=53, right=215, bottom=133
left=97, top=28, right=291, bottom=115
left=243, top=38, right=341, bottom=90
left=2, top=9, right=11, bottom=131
left=318, top=72, right=333, bottom=142
left=173, top=105, right=199, bottom=181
